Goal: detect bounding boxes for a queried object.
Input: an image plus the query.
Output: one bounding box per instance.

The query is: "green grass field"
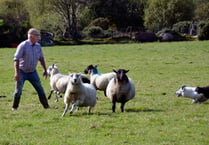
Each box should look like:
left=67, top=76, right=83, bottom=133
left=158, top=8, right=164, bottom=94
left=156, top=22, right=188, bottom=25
left=0, top=41, right=209, bottom=145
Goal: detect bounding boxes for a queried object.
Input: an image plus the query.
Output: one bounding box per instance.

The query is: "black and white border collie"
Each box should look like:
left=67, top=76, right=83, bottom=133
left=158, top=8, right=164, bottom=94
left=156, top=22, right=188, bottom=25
left=175, top=85, right=208, bottom=103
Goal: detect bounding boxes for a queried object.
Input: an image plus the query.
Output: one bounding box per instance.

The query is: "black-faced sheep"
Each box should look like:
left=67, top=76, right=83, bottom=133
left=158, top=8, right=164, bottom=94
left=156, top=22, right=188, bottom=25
left=106, top=69, right=135, bottom=112
left=47, top=64, right=90, bottom=102
left=62, top=73, right=97, bottom=117
left=84, top=64, right=115, bottom=96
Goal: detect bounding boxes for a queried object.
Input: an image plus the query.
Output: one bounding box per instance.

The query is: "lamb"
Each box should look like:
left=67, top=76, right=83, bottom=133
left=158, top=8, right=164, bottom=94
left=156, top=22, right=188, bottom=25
left=62, top=73, right=97, bottom=117
left=47, top=64, right=90, bottom=102
left=175, top=85, right=207, bottom=103
left=106, top=69, right=135, bottom=112
left=84, top=65, right=115, bottom=96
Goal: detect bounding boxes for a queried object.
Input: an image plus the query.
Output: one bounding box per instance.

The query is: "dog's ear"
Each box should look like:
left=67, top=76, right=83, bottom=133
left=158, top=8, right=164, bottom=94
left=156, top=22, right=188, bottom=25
left=182, top=85, right=186, bottom=89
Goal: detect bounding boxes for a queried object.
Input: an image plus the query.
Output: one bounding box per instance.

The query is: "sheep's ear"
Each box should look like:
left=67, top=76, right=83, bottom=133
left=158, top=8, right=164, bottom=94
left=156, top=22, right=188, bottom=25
left=52, top=64, right=57, bottom=68
left=113, top=69, right=117, bottom=73
left=70, top=73, right=73, bottom=77
left=95, top=65, right=98, bottom=68
left=125, top=69, right=129, bottom=73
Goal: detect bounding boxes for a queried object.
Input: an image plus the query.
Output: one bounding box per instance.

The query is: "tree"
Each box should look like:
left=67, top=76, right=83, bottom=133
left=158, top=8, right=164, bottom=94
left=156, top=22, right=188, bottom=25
left=144, top=0, right=195, bottom=31
left=195, top=2, right=209, bottom=20
left=0, top=0, right=30, bottom=46
left=25, top=0, right=88, bottom=40
left=48, top=0, right=87, bottom=40
left=88, top=0, right=146, bottom=30
left=24, top=0, right=65, bottom=39
left=144, top=0, right=168, bottom=31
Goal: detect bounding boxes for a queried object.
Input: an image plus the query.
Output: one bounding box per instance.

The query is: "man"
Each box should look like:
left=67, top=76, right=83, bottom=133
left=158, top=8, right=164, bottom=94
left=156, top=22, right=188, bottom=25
left=12, top=28, right=50, bottom=110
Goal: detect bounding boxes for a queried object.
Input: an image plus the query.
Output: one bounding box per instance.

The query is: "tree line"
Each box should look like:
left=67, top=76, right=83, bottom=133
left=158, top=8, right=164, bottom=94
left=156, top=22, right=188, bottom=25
left=0, top=0, right=209, bottom=47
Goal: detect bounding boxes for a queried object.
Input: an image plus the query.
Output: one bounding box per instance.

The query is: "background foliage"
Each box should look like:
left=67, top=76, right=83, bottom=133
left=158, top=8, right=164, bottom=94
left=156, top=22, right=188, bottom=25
left=0, top=0, right=209, bottom=46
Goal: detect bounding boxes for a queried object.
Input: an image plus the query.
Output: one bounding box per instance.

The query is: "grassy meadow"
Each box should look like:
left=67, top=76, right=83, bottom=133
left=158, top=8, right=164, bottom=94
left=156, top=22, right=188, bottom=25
left=0, top=41, right=209, bottom=145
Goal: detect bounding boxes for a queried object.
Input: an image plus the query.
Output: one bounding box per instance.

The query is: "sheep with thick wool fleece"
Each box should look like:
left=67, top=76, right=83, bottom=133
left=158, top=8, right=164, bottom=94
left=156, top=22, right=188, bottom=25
left=84, top=65, right=115, bottom=96
left=62, top=73, right=97, bottom=117
left=47, top=64, right=90, bottom=102
left=106, top=69, right=135, bottom=112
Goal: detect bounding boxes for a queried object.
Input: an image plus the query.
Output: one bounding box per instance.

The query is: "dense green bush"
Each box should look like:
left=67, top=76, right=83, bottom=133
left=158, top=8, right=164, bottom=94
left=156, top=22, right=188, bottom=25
left=82, top=17, right=112, bottom=39
left=198, top=21, right=209, bottom=40
left=91, top=17, right=110, bottom=30
left=0, top=22, right=28, bottom=47
left=172, top=21, right=192, bottom=34
left=86, top=26, right=104, bottom=38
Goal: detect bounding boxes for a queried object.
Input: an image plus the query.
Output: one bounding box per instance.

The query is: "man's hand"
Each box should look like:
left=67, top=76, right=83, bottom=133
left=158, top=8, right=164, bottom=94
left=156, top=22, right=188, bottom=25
left=14, top=72, right=21, bottom=81
left=43, top=70, right=48, bottom=79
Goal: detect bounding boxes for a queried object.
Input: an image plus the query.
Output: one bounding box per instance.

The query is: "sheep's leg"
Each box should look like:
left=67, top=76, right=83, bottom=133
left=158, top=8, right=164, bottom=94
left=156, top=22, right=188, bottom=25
left=112, top=101, right=116, bottom=112
left=88, top=106, right=92, bottom=113
left=120, top=102, right=125, bottom=112
left=48, top=89, right=54, bottom=100
left=57, top=92, right=62, bottom=98
left=112, top=96, right=117, bottom=112
left=77, top=107, right=80, bottom=111
left=70, top=104, right=76, bottom=114
left=55, top=92, right=59, bottom=102
left=104, top=90, right=107, bottom=97
left=62, top=104, right=69, bottom=117
left=70, top=101, right=79, bottom=114
left=192, top=99, right=198, bottom=104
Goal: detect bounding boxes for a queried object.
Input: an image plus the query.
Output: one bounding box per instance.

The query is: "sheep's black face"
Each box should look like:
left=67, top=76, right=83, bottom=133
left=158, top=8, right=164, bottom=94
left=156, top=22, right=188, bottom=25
left=114, top=69, right=129, bottom=82
left=84, top=65, right=94, bottom=74
left=84, top=65, right=97, bottom=74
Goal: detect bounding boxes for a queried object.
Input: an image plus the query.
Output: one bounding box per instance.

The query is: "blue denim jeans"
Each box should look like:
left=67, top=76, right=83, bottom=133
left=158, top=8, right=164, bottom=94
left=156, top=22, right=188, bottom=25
left=13, top=70, right=46, bottom=98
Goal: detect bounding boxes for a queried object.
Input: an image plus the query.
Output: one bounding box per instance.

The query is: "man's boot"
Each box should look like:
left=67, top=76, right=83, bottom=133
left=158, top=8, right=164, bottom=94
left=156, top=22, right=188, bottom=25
left=39, top=95, right=50, bottom=109
left=12, top=97, right=20, bottom=110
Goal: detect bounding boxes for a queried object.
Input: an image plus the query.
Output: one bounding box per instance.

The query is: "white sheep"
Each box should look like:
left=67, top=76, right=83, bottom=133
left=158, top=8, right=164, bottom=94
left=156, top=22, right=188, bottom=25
left=47, top=64, right=90, bottom=102
left=47, top=64, right=69, bottom=102
left=175, top=85, right=208, bottom=103
left=62, top=73, right=97, bottom=117
left=106, top=69, right=135, bottom=112
left=84, top=65, right=115, bottom=96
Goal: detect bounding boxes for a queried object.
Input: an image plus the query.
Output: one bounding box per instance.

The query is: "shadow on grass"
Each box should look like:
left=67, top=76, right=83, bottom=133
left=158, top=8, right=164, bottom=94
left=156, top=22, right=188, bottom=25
left=61, top=107, right=164, bottom=117
left=125, top=107, right=163, bottom=113
left=82, top=112, right=112, bottom=116
left=62, top=111, right=113, bottom=117
left=0, top=95, right=7, bottom=98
